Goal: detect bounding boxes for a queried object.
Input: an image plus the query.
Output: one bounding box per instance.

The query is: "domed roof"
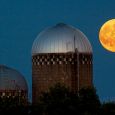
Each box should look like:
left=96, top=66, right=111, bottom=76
left=32, top=23, right=92, bottom=55
left=0, top=65, right=28, bottom=91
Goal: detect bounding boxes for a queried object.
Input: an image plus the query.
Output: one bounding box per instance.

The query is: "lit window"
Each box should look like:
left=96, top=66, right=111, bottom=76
left=64, top=58, right=66, bottom=61
left=2, top=92, right=5, bottom=96
left=51, top=58, right=53, bottom=61
left=59, top=55, right=62, bottom=59
left=59, top=61, right=62, bottom=64
left=9, top=93, right=11, bottom=96
left=45, top=58, right=47, bottom=61
left=53, top=55, right=55, bottom=58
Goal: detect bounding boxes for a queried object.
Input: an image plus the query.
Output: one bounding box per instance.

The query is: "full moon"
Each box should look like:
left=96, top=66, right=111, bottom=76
left=99, top=19, right=115, bottom=52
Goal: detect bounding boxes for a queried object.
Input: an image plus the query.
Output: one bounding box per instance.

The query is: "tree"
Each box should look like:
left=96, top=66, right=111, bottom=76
left=101, top=102, right=115, bottom=115
left=39, top=83, right=79, bottom=115
left=0, top=96, right=28, bottom=115
left=79, top=87, right=101, bottom=115
left=33, top=83, right=101, bottom=115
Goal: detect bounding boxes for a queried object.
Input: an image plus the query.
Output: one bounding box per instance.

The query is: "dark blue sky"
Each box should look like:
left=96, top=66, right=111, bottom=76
left=0, top=0, right=115, bottom=101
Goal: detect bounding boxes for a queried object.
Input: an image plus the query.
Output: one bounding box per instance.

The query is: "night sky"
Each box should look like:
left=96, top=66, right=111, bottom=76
left=0, top=0, right=115, bottom=101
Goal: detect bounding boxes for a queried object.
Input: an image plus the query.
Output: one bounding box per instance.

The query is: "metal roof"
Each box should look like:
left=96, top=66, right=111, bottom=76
left=0, top=65, right=28, bottom=91
left=32, top=23, right=92, bottom=55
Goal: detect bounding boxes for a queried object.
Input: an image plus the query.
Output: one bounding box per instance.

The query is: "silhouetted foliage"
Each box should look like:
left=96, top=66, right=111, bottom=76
left=0, top=96, right=28, bottom=115
left=101, top=102, right=115, bottom=115
left=38, top=83, right=101, bottom=115
left=79, top=87, right=101, bottom=115
left=39, top=83, right=73, bottom=115
left=0, top=84, right=115, bottom=115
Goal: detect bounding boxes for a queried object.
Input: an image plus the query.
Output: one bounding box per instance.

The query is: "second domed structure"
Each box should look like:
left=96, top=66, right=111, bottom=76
left=0, top=65, right=28, bottom=99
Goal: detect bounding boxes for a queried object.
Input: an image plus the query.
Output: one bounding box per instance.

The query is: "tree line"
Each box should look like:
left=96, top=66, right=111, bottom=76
left=0, top=83, right=115, bottom=115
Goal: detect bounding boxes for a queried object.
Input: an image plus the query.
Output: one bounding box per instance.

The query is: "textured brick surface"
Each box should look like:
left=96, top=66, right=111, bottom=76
left=32, top=53, right=93, bottom=103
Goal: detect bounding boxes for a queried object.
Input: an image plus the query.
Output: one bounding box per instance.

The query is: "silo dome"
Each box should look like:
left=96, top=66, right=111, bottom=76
left=32, top=23, right=93, bottom=103
left=32, top=23, right=92, bottom=55
left=0, top=65, right=27, bottom=91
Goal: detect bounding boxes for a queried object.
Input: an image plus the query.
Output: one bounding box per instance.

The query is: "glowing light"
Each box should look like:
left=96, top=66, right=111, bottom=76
left=99, top=19, right=115, bottom=52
